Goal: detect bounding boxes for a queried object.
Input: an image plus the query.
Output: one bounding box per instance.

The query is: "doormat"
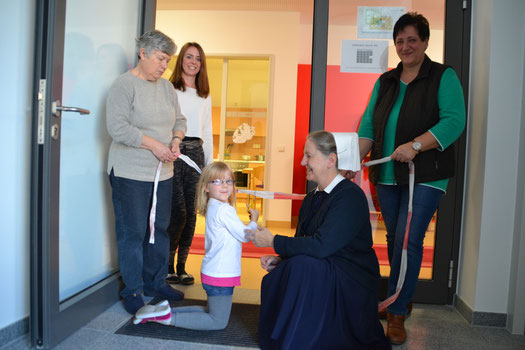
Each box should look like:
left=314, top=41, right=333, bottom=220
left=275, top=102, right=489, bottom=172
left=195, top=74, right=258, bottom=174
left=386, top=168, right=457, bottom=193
left=115, top=298, right=260, bottom=348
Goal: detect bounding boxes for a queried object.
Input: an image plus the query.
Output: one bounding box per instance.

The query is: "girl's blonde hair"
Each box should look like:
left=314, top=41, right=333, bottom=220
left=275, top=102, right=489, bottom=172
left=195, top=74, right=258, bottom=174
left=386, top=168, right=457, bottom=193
left=195, top=162, right=236, bottom=216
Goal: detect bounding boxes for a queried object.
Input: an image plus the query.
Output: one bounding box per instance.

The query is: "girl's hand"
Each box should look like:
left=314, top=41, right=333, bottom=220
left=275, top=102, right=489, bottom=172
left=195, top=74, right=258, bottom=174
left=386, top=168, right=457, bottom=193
left=260, top=255, right=282, bottom=272
left=249, top=208, right=259, bottom=223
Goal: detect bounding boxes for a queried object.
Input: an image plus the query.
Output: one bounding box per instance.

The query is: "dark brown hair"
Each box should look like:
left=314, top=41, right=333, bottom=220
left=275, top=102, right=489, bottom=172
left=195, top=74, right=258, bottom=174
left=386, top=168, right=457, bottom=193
left=169, top=42, right=210, bottom=98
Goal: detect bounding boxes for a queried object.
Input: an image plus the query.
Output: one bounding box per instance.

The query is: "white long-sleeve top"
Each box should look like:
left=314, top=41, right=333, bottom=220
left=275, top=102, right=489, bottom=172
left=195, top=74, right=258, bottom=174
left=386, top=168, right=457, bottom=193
left=201, top=198, right=257, bottom=279
left=175, top=88, right=213, bottom=165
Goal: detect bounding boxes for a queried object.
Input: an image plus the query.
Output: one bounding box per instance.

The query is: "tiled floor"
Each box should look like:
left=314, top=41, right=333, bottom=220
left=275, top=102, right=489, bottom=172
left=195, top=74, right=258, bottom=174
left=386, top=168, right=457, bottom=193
left=3, top=283, right=525, bottom=349
left=4, top=219, right=524, bottom=349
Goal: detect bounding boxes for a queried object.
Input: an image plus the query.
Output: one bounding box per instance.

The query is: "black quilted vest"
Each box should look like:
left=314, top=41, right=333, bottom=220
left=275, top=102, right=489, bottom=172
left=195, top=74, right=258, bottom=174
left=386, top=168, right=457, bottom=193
left=369, top=55, right=456, bottom=186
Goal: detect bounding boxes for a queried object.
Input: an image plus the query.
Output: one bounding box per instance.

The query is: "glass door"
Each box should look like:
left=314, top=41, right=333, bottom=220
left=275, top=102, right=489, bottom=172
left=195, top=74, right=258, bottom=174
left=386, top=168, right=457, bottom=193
left=318, top=0, right=466, bottom=304
left=30, top=0, right=146, bottom=348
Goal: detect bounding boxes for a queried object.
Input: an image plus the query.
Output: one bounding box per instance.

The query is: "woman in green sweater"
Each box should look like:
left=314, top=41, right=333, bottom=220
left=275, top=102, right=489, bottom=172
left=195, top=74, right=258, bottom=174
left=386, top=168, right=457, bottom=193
left=355, top=12, right=465, bottom=345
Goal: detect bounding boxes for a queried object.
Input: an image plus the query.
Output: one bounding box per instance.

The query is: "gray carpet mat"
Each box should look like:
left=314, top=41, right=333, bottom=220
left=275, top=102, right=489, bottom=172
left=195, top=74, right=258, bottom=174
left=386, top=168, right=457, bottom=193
left=115, top=298, right=260, bottom=347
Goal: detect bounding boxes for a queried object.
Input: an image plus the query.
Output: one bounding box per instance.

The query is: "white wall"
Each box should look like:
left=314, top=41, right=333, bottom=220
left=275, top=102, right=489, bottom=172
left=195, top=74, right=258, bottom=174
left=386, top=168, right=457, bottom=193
left=0, top=0, right=34, bottom=329
left=458, top=0, right=525, bottom=326
left=156, top=10, right=301, bottom=222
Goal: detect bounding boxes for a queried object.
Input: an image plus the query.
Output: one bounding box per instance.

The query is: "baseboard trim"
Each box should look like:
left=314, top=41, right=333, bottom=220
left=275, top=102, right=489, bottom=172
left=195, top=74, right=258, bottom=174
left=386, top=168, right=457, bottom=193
left=454, top=294, right=507, bottom=327
left=0, top=317, right=28, bottom=348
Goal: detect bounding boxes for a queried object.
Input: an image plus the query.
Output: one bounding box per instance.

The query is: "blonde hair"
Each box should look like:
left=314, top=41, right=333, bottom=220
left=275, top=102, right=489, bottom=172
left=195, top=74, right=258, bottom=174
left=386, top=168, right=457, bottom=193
left=195, top=162, right=237, bottom=216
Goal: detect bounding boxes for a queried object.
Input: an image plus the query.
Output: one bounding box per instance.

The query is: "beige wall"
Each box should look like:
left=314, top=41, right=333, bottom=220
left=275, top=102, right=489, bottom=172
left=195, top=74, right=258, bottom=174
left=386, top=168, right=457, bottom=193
left=156, top=10, right=301, bottom=222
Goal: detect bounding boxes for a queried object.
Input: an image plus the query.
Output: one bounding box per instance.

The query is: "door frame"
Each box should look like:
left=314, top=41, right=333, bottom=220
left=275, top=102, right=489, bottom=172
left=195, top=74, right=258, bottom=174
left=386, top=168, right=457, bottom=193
left=308, top=0, right=471, bottom=304
left=30, top=1, right=156, bottom=348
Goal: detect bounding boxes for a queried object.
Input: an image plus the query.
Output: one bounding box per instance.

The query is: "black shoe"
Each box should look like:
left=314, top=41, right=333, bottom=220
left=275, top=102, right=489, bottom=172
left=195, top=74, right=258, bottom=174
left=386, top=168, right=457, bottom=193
left=179, top=273, right=194, bottom=285
left=144, top=285, right=184, bottom=301
left=166, top=273, right=180, bottom=284
left=123, top=293, right=145, bottom=314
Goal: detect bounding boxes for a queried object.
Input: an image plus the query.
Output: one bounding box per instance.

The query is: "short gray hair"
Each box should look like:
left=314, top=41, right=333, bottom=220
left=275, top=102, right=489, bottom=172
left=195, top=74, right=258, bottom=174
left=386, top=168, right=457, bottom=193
left=307, top=130, right=338, bottom=168
left=136, top=30, right=176, bottom=59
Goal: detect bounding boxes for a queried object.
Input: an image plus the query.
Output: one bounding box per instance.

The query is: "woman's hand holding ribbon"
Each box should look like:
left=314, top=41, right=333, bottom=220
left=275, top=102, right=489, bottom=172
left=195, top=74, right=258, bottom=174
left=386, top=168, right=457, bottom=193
left=152, top=141, right=178, bottom=163
left=391, top=142, right=418, bottom=163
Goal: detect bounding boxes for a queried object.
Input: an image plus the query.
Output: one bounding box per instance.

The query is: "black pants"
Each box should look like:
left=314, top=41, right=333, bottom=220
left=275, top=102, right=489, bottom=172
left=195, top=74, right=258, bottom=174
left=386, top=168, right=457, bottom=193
left=167, top=138, right=205, bottom=275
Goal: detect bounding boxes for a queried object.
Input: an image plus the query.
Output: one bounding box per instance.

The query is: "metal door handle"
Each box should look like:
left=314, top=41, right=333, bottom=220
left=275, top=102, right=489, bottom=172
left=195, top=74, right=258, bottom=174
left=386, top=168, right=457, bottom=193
left=52, top=100, right=90, bottom=117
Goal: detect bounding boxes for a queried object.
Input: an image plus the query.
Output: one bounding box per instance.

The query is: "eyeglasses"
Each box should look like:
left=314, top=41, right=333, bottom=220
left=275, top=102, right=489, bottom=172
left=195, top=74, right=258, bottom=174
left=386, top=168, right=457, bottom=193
left=209, top=179, right=235, bottom=186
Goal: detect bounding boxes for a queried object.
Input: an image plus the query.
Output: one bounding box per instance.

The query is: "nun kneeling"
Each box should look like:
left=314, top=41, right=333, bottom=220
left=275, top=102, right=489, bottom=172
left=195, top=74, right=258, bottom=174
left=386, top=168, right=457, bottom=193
left=245, top=131, right=391, bottom=350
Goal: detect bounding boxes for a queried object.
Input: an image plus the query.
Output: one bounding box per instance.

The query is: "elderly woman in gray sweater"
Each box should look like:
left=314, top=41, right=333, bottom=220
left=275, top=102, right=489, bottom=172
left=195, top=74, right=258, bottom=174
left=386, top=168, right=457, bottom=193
left=106, top=30, right=187, bottom=314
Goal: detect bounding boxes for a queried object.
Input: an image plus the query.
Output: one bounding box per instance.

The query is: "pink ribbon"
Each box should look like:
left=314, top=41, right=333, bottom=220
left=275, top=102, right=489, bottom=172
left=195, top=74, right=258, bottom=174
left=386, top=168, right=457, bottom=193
left=237, top=189, right=305, bottom=200
left=362, top=157, right=415, bottom=312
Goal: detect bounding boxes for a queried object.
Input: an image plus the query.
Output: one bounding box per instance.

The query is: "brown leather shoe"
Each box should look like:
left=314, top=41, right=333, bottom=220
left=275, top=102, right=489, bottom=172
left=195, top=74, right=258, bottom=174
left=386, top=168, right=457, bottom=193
left=379, top=301, right=412, bottom=320
left=386, top=313, right=407, bottom=345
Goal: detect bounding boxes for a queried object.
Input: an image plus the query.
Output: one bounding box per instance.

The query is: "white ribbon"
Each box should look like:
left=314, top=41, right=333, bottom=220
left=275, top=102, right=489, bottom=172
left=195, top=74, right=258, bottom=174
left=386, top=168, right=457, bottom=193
left=148, top=161, right=163, bottom=244
left=177, top=154, right=202, bottom=174
left=148, top=155, right=202, bottom=244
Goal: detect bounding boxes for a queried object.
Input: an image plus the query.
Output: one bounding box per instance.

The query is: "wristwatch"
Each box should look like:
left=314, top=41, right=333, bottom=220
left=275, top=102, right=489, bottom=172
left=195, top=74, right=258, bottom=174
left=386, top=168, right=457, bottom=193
left=412, top=140, right=422, bottom=153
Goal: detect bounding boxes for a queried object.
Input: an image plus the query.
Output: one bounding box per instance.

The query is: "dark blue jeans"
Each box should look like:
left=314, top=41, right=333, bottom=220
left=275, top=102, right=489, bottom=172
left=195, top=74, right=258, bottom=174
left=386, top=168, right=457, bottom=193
left=376, top=184, right=443, bottom=316
left=109, top=170, right=173, bottom=298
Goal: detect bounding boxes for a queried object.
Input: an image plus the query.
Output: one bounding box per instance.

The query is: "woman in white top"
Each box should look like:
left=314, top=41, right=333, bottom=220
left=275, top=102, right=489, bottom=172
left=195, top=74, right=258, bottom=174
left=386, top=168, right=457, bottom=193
left=167, top=42, right=213, bottom=285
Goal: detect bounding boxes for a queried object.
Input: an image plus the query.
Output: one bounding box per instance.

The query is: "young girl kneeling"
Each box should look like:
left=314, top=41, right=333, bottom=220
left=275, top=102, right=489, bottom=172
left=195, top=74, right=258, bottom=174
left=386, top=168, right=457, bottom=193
left=134, top=161, right=259, bottom=330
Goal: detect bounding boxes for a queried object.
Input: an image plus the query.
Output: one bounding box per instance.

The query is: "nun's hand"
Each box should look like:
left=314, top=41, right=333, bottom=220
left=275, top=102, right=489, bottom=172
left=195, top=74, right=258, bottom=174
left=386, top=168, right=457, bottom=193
left=260, top=255, right=282, bottom=272
left=245, top=225, right=274, bottom=248
left=340, top=170, right=357, bottom=180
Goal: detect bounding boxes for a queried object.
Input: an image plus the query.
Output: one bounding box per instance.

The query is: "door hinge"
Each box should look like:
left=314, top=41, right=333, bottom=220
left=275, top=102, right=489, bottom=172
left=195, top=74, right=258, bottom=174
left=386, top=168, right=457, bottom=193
left=37, top=79, right=46, bottom=145
left=463, top=1, right=467, bottom=10
left=448, top=260, right=454, bottom=288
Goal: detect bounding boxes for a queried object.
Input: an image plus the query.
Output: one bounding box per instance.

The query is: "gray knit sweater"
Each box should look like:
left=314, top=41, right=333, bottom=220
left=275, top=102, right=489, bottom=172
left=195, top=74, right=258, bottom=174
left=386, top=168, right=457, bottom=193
left=106, top=72, right=187, bottom=182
